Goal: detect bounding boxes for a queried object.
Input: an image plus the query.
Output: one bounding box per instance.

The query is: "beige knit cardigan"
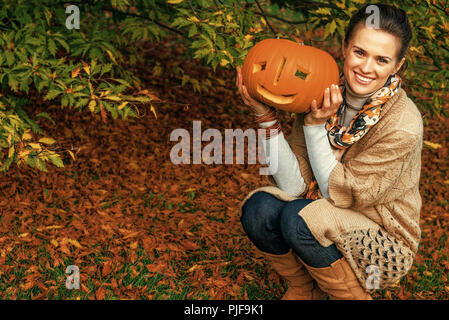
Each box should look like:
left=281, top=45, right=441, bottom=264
left=239, top=88, right=424, bottom=292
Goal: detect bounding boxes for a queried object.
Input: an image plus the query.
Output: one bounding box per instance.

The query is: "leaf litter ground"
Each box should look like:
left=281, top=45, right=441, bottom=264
left=0, top=39, right=448, bottom=300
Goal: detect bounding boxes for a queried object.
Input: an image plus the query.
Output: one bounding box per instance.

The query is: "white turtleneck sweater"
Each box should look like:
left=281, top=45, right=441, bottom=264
left=261, top=83, right=374, bottom=198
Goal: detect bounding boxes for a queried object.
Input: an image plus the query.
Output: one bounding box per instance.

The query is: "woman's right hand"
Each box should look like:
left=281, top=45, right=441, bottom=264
left=236, top=66, right=270, bottom=115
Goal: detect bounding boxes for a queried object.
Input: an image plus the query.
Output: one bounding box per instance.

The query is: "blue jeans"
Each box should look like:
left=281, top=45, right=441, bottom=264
left=241, top=191, right=343, bottom=268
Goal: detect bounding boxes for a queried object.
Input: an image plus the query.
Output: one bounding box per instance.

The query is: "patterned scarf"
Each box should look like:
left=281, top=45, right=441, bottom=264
left=305, top=72, right=402, bottom=200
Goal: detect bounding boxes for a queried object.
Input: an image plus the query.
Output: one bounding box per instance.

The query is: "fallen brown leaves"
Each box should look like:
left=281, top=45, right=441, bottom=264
left=0, top=39, right=448, bottom=300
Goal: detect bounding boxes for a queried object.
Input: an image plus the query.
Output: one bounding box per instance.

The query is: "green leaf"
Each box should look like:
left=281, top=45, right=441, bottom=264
left=35, top=112, right=56, bottom=125
left=188, top=24, right=198, bottom=38
left=44, top=90, right=62, bottom=100
left=48, top=38, right=57, bottom=57
left=48, top=154, right=64, bottom=168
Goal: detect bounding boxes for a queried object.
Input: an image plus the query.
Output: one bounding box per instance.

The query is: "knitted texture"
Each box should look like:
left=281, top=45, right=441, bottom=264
left=242, top=88, right=423, bottom=292
left=338, top=228, right=414, bottom=291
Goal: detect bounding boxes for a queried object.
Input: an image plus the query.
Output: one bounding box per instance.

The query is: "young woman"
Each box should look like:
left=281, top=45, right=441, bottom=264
left=236, top=4, right=423, bottom=300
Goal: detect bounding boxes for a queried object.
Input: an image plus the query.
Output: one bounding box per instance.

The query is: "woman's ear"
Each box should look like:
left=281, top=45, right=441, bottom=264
left=393, top=57, right=406, bottom=75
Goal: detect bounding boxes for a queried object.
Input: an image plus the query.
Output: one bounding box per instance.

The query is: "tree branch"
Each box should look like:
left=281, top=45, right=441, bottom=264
left=59, top=0, right=186, bottom=38
left=253, top=12, right=307, bottom=25
left=254, top=0, right=277, bottom=36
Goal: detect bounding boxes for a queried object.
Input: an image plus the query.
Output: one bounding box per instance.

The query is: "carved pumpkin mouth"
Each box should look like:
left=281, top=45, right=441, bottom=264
left=256, top=84, right=297, bottom=105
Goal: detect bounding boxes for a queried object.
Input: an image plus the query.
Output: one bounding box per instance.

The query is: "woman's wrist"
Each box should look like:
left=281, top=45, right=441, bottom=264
left=253, top=103, right=270, bottom=115
left=254, top=106, right=281, bottom=139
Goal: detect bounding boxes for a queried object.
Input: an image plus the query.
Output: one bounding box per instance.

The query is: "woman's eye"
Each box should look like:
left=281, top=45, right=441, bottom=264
left=378, top=58, right=388, bottom=64
left=355, top=50, right=364, bottom=56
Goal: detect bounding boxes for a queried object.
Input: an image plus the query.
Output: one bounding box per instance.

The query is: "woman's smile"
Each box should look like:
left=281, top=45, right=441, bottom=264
left=353, top=71, right=375, bottom=85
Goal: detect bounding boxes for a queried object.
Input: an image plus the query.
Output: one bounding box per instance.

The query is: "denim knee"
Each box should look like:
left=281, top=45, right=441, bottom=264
left=279, top=199, right=315, bottom=247
left=279, top=199, right=343, bottom=268
left=241, top=191, right=281, bottom=233
left=240, top=191, right=289, bottom=254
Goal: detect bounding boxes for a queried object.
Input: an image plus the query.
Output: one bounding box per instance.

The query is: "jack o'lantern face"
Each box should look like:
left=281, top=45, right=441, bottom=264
left=241, top=38, right=340, bottom=113
left=252, top=57, right=310, bottom=105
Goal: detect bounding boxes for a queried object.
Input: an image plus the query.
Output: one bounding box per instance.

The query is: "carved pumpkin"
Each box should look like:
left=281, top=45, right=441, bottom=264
left=241, top=38, right=340, bottom=113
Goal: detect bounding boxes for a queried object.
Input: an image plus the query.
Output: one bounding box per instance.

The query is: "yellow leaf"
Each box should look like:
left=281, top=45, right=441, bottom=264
left=150, top=104, right=157, bottom=119
left=18, top=233, right=29, bottom=238
left=420, top=25, right=436, bottom=40
left=104, top=95, right=122, bottom=101
left=71, top=67, right=81, bottom=78
left=423, top=271, right=432, bottom=277
left=188, top=16, right=200, bottom=23
left=221, top=50, right=233, bottom=62
left=336, top=1, right=345, bottom=9
left=39, top=137, right=56, bottom=145
left=8, top=146, right=14, bottom=158
left=184, top=188, right=195, bottom=193
left=118, top=101, right=128, bottom=110
left=167, top=0, right=184, bottom=3
left=36, top=225, right=62, bottom=232
left=65, top=238, right=82, bottom=249
left=443, top=180, right=449, bottom=185
left=423, top=140, right=442, bottom=149
left=68, top=150, right=76, bottom=161
left=82, top=61, right=90, bottom=75
left=188, top=265, right=200, bottom=273
left=50, top=239, right=59, bottom=247
left=45, top=225, right=62, bottom=230
left=18, top=149, right=31, bottom=160
left=28, top=143, right=42, bottom=151
left=88, top=99, right=97, bottom=112
left=314, top=8, right=331, bottom=15
left=244, top=34, right=253, bottom=42
left=100, top=90, right=111, bottom=97
left=220, top=59, right=229, bottom=67
left=22, top=131, right=33, bottom=141
left=106, top=49, right=117, bottom=64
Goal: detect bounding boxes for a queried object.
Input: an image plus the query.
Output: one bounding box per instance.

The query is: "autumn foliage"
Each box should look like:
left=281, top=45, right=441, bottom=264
left=0, top=0, right=448, bottom=300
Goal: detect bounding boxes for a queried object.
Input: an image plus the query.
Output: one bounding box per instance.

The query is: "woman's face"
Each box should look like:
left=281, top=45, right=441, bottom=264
left=342, top=24, right=405, bottom=95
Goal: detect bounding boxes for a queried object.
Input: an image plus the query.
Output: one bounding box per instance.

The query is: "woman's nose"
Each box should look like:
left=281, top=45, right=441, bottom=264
left=360, top=58, right=375, bottom=74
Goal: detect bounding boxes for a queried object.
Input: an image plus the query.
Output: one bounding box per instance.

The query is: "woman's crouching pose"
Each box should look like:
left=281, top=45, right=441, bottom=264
left=237, top=3, right=422, bottom=300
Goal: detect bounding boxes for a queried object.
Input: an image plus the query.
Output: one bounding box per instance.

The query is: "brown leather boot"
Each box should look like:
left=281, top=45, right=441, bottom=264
left=258, top=249, right=327, bottom=300
left=296, top=255, right=373, bottom=300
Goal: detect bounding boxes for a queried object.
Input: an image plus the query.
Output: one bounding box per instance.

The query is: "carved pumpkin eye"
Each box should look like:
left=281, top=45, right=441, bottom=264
left=295, top=69, right=308, bottom=80
left=252, top=61, right=266, bottom=73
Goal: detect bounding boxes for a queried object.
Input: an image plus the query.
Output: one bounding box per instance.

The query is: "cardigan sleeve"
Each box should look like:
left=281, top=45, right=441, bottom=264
left=327, top=129, right=421, bottom=210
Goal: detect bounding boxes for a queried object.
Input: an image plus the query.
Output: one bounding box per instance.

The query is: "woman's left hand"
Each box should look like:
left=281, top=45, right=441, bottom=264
left=304, top=84, right=343, bottom=126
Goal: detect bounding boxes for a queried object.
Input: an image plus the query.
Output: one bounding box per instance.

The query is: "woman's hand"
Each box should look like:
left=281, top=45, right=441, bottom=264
left=304, top=84, right=343, bottom=126
left=236, top=66, right=270, bottom=115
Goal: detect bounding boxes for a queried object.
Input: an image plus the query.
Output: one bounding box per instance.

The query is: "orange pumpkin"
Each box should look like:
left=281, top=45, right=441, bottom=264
left=241, top=38, right=340, bottom=113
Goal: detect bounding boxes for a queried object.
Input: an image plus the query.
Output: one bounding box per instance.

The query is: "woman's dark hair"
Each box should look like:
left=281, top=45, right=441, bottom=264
left=344, top=3, right=412, bottom=77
